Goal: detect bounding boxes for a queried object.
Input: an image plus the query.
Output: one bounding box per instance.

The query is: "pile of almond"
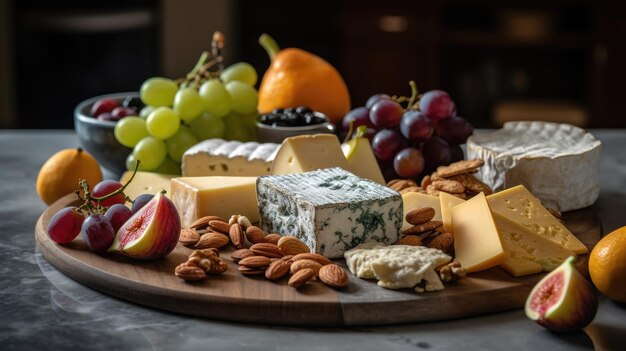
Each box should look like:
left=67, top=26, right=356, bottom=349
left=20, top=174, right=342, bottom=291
left=175, top=214, right=349, bottom=289
left=388, top=159, right=492, bottom=199
left=396, top=207, right=454, bottom=255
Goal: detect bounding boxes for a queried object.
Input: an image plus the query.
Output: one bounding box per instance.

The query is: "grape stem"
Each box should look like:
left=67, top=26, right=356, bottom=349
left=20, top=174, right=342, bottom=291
left=75, top=160, right=141, bottom=214
left=259, top=33, right=280, bottom=61
left=391, top=81, right=421, bottom=111
left=175, top=31, right=226, bottom=88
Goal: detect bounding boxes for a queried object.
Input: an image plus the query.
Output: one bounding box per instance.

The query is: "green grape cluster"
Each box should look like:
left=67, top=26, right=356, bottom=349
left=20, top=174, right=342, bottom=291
left=114, top=61, right=260, bottom=174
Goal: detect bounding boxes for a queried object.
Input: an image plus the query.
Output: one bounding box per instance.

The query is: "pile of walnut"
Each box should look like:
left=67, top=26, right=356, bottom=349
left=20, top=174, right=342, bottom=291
left=175, top=214, right=349, bottom=289
left=388, top=159, right=492, bottom=199
left=395, top=207, right=454, bottom=255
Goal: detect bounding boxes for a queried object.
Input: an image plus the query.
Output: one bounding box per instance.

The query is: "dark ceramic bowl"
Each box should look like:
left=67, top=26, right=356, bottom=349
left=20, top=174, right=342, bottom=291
left=74, top=92, right=135, bottom=177
left=256, top=112, right=336, bottom=144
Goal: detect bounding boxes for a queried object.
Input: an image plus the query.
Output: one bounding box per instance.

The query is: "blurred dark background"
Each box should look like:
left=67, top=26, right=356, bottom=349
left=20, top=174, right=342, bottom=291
left=1, top=0, right=625, bottom=129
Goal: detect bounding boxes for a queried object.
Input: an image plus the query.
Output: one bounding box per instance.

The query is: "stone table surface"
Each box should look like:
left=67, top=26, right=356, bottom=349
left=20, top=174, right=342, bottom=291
left=1, top=130, right=625, bottom=351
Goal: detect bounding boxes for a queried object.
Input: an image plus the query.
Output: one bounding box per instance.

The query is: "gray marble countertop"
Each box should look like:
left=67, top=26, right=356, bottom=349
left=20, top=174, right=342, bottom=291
left=1, top=130, right=625, bottom=351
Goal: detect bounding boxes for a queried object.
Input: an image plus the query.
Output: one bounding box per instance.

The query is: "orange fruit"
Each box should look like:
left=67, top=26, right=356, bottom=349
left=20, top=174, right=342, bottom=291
left=36, top=148, right=103, bottom=205
left=257, top=35, right=350, bottom=124
left=588, top=226, right=626, bottom=302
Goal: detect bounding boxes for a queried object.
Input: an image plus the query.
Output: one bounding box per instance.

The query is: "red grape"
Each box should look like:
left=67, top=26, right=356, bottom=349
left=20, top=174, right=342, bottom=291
left=131, top=193, right=153, bottom=213
left=372, top=129, right=407, bottom=161
left=104, top=204, right=134, bottom=232
left=92, top=180, right=126, bottom=208
left=449, top=144, right=464, bottom=163
left=400, top=110, right=434, bottom=142
left=342, top=107, right=374, bottom=131
left=91, top=98, right=119, bottom=117
left=420, top=90, right=456, bottom=120
left=394, top=147, right=425, bottom=178
left=47, top=207, right=85, bottom=244
left=96, top=113, right=115, bottom=121
left=111, top=107, right=135, bottom=120
left=422, top=136, right=451, bottom=169
left=365, top=94, right=390, bottom=109
left=370, top=100, right=403, bottom=128
left=81, top=214, right=115, bottom=253
left=434, top=116, right=473, bottom=145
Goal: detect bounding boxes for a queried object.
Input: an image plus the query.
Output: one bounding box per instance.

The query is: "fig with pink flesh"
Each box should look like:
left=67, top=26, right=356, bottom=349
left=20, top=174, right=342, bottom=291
left=108, top=192, right=180, bottom=260
left=525, top=256, right=598, bottom=332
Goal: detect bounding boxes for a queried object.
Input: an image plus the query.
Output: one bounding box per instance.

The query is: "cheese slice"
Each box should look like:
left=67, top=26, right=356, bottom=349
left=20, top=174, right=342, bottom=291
left=493, top=213, right=574, bottom=277
left=341, top=137, right=386, bottom=184
left=467, top=121, right=601, bottom=211
left=401, top=192, right=442, bottom=231
left=451, top=193, right=506, bottom=273
left=439, top=192, right=465, bottom=233
left=270, top=134, right=349, bottom=175
left=487, top=185, right=587, bottom=254
left=170, top=176, right=258, bottom=227
left=119, top=171, right=175, bottom=200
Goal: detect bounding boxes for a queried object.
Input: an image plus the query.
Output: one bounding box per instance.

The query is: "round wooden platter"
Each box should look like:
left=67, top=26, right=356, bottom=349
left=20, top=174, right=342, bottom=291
left=35, top=193, right=602, bottom=326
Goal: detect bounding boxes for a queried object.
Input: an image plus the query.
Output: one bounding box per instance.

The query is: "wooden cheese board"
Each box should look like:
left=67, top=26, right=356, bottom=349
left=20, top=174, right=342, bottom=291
left=35, top=193, right=602, bottom=326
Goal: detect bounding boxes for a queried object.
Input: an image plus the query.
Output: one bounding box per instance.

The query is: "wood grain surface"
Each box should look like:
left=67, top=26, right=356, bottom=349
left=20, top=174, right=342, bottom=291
left=35, top=193, right=602, bottom=326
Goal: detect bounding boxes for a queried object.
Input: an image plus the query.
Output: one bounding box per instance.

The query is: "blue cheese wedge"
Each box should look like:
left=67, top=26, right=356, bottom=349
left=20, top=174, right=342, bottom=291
left=344, top=242, right=451, bottom=292
left=257, top=168, right=402, bottom=258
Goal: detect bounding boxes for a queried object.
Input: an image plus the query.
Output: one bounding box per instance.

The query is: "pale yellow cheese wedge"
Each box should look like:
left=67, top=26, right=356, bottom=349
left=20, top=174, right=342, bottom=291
left=493, top=213, right=575, bottom=277
left=119, top=171, right=175, bottom=200
left=271, top=134, right=349, bottom=175
left=451, top=193, right=506, bottom=273
left=487, top=185, right=587, bottom=254
left=401, top=192, right=442, bottom=231
left=170, top=176, right=258, bottom=227
left=439, top=192, right=465, bottom=233
left=341, top=137, right=386, bottom=185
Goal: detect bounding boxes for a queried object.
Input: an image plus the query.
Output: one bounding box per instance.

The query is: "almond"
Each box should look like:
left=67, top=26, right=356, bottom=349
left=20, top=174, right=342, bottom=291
left=208, top=220, right=231, bottom=235
left=231, top=248, right=254, bottom=262
left=278, top=236, right=310, bottom=256
left=195, top=232, right=229, bottom=249
left=190, top=215, right=226, bottom=230
left=292, top=253, right=333, bottom=266
left=263, top=233, right=281, bottom=244
left=179, top=228, right=200, bottom=246
left=288, top=268, right=315, bottom=288
left=245, top=226, right=267, bottom=244
left=229, top=223, right=245, bottom=249
left=229, top=214, right=252, bottom=229
left=265, top=259, right=291, bottom=280
left=250, top=243, right=285, bottom=258
left=427, top=232, right=454, bottom=254
left=319, top=264, right=349, bottom=288
left=405, top=207, right=436, bottom=226
left=290, top=259, right=322, bottom=276
left=238, top=255, right=272, bottom=268
left=238, top=266, right=266, bottom=276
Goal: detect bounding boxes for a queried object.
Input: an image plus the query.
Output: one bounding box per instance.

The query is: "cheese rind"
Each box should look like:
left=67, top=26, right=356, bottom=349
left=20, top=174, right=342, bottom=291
left=451, top=193, right=506, bottom=272
left=257, top=168, right=402, bottom=258
left=170, top=176, right=258, bottom=227
left=439, top=192, right=465, bottom=233
left=493, top=213, right=574, bottom=277
left=270, top=134, right=349, bottom=175
left=467, top=121, right=601, bottom=211
left=341, top=137, right=386, bottom=184
left=401, top=192, right=442, bottom=231
left=182, top=139, right=279, bottom=177
left=487, top=185, right=587, bottom=254
left=119, top=171, right=174, bottom=200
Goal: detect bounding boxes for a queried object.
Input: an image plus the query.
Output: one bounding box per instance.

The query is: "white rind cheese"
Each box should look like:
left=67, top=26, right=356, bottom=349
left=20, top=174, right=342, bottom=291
left=467, top=121, right=601, bottom=211
left=344, top=242, right=451, bottom=292
left=257, top=168, right=403, bottom=258
left=182, top=139, right=279, bottom=177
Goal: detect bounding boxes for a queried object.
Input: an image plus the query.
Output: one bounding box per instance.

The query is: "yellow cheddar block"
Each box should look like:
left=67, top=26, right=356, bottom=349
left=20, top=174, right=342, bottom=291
left=270, top=134, right=349, bottom=175
left=119, top=171, right=175, bottom=200
left=401, top=192, right=442, bottom=231
left=451, top=193, right=506, bottom=273
left=341, top=137, right=386, bottom=184
left=170, top=176, right=258, bottom=227
left=493, top=213, right=574, bottom=277
left=487, top=185, right=587, bottom=254
left=439, top=192, right=465, bottom=233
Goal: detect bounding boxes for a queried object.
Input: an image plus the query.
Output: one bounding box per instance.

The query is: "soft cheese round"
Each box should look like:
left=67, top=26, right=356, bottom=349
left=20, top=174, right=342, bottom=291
left=467, top=121, right=601, bottom=212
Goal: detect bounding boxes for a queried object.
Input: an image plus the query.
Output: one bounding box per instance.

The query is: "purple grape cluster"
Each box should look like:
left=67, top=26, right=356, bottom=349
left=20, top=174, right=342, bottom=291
left=342, top=90, right=473, bottom=180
